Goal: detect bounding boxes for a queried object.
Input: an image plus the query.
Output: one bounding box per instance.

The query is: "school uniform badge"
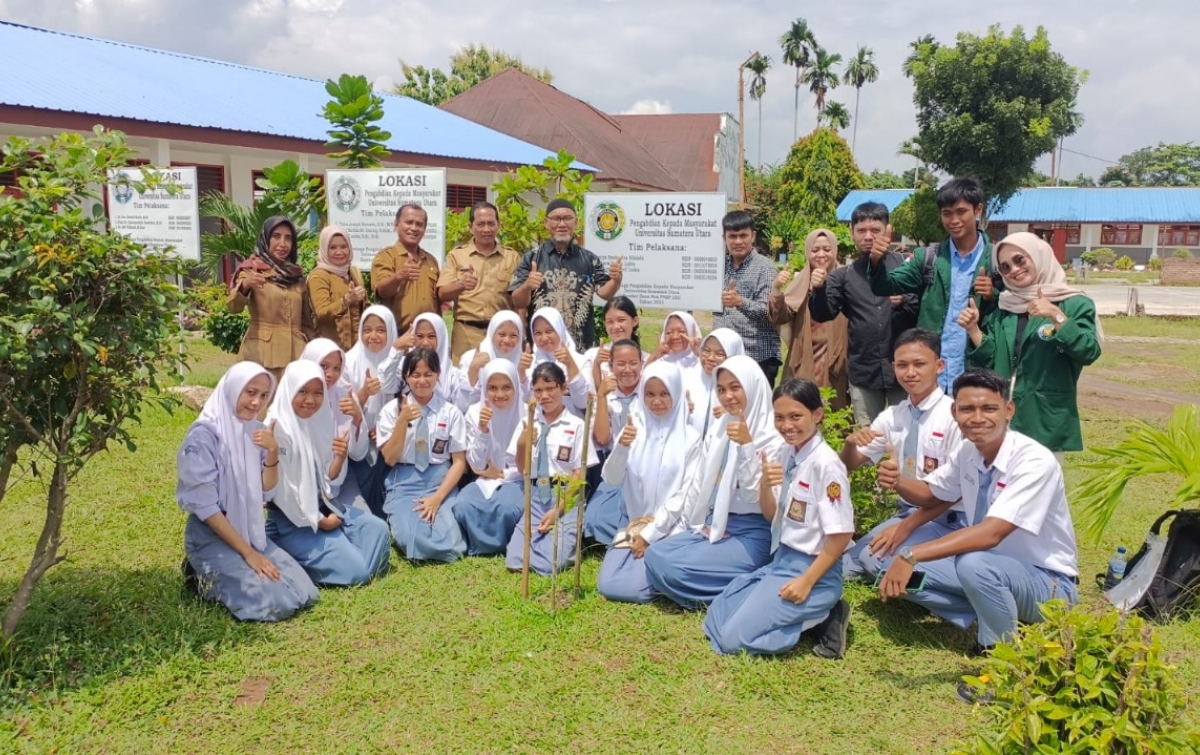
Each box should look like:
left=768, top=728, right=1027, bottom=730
left=923, top=457, right=939, bottom=473
left=432, top=438, right=448, bottom=455
left=787, top=497, right=808, bottom=522
left=556, top=445, right=572, bottom=462
left=1036, top=323, right=1056, bottom=341
left=827, top=482, right=842, bottom=504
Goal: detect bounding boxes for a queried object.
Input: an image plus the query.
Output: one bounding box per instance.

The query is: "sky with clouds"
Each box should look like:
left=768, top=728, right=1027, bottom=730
left=2, top=0, right=1197, bottom=179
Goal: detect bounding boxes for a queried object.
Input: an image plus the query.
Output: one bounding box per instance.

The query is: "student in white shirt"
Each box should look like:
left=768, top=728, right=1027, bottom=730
left=398, top=313, right=472, bottom=413
left=505, top=362, right=599, bottom=575
left=704, top=378, right=854, bottom=656
left=452, top=360, right=525, bottom=556
left=344, top=305, right=402, bottom=516
left=264, top=360, right=392, bottom=586
left=585, top=338, right=645, bottom=545
left=579, top=296, right=649, bottom=383
left=643, top=355, right=784, bottom=607
left=301, top=338, right=370, bottom=505
left=528, top=307, right=590, bottom=416
left=458, top=309, right=525, bottom=407
left=687, top=328, right=745, bottom=437
left=875, top=368, right=1080, bottom=703
left=377, top=347, right=469, bottom=563
left=597, top=361, right=703, bottom=603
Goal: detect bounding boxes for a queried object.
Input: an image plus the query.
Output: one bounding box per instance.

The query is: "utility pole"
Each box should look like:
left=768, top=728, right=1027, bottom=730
left=737, top=51, right=758, bottom=209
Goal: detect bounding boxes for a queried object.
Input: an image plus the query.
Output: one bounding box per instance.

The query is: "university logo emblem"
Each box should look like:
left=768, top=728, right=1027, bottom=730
left=590, top=202, right=626, bottom=241
left=1036, top=322, right=1056, bottom=341
left=332, top=176, right=361, bottom=212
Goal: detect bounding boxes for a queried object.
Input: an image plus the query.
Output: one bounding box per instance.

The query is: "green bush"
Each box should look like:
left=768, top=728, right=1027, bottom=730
left=1174, top=247, right=1194, bottom=259
left=1082, top=247, right=1117, bottom=268
left=1148, top=256, right=1163, bottom=271
left=203, top=297, right=249, bottom=354
left=1114, top=254, right=1135, bottom=271
left=820, top=388, right=893, bottom=535
left=955, top=601, right=1199, bottom=754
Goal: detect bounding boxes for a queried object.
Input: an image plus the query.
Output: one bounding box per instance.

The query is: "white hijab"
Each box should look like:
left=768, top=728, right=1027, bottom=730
left=530, top=306, right=583, bottom=375
left=479, top=310, right=524, bottom=363
left=474, top=360, right=523, bottom=470
left=345, top=304, right=397, bottom=389
left=193, top=361, right=274, bottom=550
left=410, top=312, right=455, bottom=398
left=688, top=355, right=780, bottom=542
left=689, top=328, right=745, bottom=432
left=625, top=361, right=694, bottom=520
left=301, top=338, right=358, bottom=434
left=659, top=311, right=702, bottom=371
left=265, top=360, right=336, bottom=531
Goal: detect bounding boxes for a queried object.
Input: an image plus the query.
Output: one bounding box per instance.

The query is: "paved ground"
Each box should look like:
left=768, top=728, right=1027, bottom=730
left=1078, top=284, right=1200, bottom=316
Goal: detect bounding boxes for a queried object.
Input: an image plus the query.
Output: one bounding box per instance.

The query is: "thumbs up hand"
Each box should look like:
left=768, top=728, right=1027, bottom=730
left=394, top=326, right=415, bottom=353
left=870, top=224, right=894, bottom=265
left=400, top=393, right=422, bottom=425
left=973, top=264, right=994, bottom=299
left=957, top=297, right=980, bottom=332
left=761, top=451, right=784, bottom=488
left=608, top=255, right=624, bottom=281
left=846, top=426, right=883, bottom=448
left=810, top=266, right=828, bottom=288
left=618, top=415, right=637, bottom=447
left=332, top=430, right=350, bottom=460
left=253, top=419, right=279, bottom=454
left=877, top=441, right=900, bottom=490
left=338, top=394, right=362, bottom=424
left=1027, top=286, right=1064, bottom=324
left=525, top=260, right=544, bottom=291
left=726, top=413, right=752, bottom=445
left=363, top=367, right=381, bottom=397
left=518, top=341, right=534, bottom=378
left=773, top=268, right=793, bottom=292
left=721, top=279, right=743, bottom=309
left=460, top=265, right=479, bottom=292
left=478, top=402, right=493, bottom=434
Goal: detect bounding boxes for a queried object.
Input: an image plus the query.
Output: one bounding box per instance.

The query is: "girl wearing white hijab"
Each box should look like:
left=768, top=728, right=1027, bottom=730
left=528, top=306, right=590, bottom=416
left=264, top=360, right=391, bottom=586
left=959, top=231, right=1101, bottom=454
left=648, top=311, right=703, bottom=378
left=597, top=361, right=703, bottom=603
left=176, top=362, right=317, bottom=621
left=452, top=360, right=527, bottom=556
left=643, top=355, right=784, bottom=608
left=457, top=310, right=525, bottom=407
left=687, top=328, right=745, bottom=437
left=344, top=305, right=403, bottom=515
left=302, top=338, right=369, bottom=461
left=400, top=312, right=472, bottom=413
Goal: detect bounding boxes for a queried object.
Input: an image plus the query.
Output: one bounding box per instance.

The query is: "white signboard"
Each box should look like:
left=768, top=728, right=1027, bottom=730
left=326, top=168, right=447, bottom=268
left=106, top=166, right=200, bottom=260
left=584, top=192, right=726, bottom=311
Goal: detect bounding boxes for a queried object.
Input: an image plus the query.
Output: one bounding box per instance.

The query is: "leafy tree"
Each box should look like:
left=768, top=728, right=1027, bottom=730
left=396, top=44, right=553, bottom=106
left=802, top=47, right=842, bottom=113
left=818, top=101, right=851, bottom=132
left=779, top=18, right=817, bottom=143
left=902, top=34, right=939, bottom=78
left=1099, top=142, right=1200, bottom=187
left=1068, top=172, right=1097, bottom=187
left=842, top=45, right=879, bottom=155
left=491, top=150, right=591, bottom=254
left=323, top=74, right=392, bottom=169
left=906, top=25, right=1085, bottom=214
left=864, top=169, right=910, bottom=189
left=777, top=127, right=864, bottom=224
left=890, top=185, right=943, bottom=244
left=0, top=128, right=189, bottom=636
left=253, top=160, right=326, bottom=225
left=745, top=53, right=771, bottom=167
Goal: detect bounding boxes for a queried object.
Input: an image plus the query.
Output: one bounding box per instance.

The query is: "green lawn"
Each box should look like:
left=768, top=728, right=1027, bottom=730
left=1, top=332, right=1198, bottom=753
left=1098, top=314, right=1200, bottom=340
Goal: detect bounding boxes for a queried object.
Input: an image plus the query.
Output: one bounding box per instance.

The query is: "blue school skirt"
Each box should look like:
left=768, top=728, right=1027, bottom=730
left=452, top=479, right=524, bottom=556
left=642, top=513, right=772, bottom=608
left=265, top=506, right=391, bottom=586
left=384, top=463, right=467, bottom=563
left=505, top=482, right=579, bottom=576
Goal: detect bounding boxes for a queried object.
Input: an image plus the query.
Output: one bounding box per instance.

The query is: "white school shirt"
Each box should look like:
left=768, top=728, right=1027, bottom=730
left=602, top=430, right=704, bottom=542
left=376, top=394, right=468, bottom=466
left=457, top=350, right=528, bottom=408
left=465, top=403, right=522, bottom=499
left=726, top=432, right=786, bottom=515
left=923, top=430, right=1079, bottom=577
left=595, top=387, right=642, bottom=452
left=858, top=389, right=965, bottom=512
left=506, top=411, right=600, bottom=478
left=777, top=433, right=855, bottom=555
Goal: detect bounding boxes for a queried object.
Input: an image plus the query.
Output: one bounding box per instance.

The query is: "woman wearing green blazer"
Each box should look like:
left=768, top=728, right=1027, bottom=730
left=958, top=232, right=1101, bottom=455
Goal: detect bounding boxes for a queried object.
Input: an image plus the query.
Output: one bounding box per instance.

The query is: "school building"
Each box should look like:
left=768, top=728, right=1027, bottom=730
left=837, top=187, right=1200, bottom=264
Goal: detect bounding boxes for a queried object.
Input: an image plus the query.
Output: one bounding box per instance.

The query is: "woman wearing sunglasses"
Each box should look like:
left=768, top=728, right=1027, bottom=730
left=957, top=232, right=1101, bottom=459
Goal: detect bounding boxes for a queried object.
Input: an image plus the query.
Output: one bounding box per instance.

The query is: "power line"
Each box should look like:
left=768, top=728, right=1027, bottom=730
left=1059, top=146, right=1118, bottom=165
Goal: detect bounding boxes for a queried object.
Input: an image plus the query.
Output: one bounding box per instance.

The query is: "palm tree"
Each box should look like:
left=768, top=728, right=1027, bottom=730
left=779, top=18, right=817, bottom=143
left=801, top=47, right=842, bottom=114
left=819, top=101, right=851, bottom=132
left=842, top=45, right=879, bottom=156
left=745, top=53, right=771, bottom=167
left=197, top=191, right=312, bottom=278
left=898, top=136, right=932, bottom=188
left=903, top=34, right=938, bottom=78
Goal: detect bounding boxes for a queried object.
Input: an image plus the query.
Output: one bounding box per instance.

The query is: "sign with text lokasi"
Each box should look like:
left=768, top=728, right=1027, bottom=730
left=584, top=192, right=726, bottom=311
left=326, top=168, right=447, bottom=268
left=105, top=166, right=200, bottom=260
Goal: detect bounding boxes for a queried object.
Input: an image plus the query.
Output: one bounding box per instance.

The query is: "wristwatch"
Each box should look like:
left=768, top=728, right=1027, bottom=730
left=1053, top=312, right=1067, bottom=326
left=898, top=546, right=919, bottom=567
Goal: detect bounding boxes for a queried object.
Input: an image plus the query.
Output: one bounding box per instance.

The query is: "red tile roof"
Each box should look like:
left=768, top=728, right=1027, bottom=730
left=612, top=113, right=723, bottom=192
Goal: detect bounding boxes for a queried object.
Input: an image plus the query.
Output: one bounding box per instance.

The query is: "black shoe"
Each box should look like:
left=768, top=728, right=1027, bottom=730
left=181, top=557, right=200, bottom=595
left=812, top=599, right=850, bottom=659
left=956, top=679, right=995, bottom=705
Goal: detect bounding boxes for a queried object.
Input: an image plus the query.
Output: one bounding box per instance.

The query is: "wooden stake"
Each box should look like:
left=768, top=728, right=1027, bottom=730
left=574, top=393, right=595, bottom=598
left=521, top=397, right=536, bottom=599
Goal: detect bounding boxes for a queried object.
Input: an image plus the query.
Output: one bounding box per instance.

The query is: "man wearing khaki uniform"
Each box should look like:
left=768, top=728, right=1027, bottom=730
left=372, top=203, right=440, bottom=333
left=438, top=201, right=520, bottom=362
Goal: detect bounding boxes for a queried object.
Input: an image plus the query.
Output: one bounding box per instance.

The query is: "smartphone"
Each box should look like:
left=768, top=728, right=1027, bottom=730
left=874, top=570, right=927, bottom=593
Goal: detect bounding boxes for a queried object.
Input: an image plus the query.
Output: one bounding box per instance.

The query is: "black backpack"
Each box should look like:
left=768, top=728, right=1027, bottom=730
left=1099, top=509, right=1200, bottom=622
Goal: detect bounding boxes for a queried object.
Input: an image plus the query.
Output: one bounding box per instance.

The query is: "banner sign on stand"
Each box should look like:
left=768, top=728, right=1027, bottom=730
left=106, top=166, right=200, bottom=260
left=584, top=192, right=726, bottom=311
left=326, top=168, right=447, bottom=268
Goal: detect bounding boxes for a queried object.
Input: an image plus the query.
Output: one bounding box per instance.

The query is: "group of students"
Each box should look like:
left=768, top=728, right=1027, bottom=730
left=178, top=287, right=1080, bottom=696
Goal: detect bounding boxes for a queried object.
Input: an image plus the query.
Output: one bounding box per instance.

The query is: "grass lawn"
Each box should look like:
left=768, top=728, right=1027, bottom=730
left=2, top=327, right=1199, bottom=754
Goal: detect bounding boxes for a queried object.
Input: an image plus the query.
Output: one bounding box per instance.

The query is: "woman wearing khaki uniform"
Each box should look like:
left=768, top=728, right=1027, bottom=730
left=307, top=224, right=368, bottom=351
left=228, top=216, right=314, bottom=388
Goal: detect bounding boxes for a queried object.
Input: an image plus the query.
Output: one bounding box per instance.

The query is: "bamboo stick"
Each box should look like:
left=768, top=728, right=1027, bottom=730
left=574, top=393, right=595, bottom=598
left=521, top=397, right=536, bottom=599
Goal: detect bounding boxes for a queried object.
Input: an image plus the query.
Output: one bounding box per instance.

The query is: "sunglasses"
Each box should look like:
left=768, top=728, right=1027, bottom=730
left=999, top=254, right=1028, bottom=275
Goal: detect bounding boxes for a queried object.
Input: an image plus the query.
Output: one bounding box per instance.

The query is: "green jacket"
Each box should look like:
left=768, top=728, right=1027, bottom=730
left=867, top=236, right=1001, bottom=332
left=967, top=295, right=1101, bottom=452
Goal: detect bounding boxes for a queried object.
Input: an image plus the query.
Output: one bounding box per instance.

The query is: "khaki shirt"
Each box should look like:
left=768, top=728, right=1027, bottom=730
left=371, top=244, right=440, bottom=332
left=227, top=270, right=313, bottom=369
left=437, top=241, right=520, bottom=324
left=306, top=267, right=366, bottom=352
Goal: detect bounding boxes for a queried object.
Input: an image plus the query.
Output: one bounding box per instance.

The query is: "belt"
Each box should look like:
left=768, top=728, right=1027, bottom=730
left=457, top=319, right=490, bottom=329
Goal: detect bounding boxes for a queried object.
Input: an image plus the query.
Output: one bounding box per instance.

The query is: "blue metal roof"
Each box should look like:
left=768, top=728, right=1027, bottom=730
left=837, top=187, right=1200, bottom=224
left=0, top=21, right=589, bottom=169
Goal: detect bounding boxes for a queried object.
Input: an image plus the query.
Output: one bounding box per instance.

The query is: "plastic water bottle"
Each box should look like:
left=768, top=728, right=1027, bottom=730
left=1103, top=546, right=1128, bottom=590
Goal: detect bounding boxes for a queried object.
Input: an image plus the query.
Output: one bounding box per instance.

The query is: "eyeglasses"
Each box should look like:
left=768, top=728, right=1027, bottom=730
left=546, top=215, right=576, bottom=226
left=699, top=348, right=726, bottom=359
left=998, top=254, right=1028, bottom=275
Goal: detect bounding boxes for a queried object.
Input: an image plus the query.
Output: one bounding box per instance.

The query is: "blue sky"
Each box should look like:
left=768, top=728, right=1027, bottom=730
left=3, top=0, right=1196, bottom=179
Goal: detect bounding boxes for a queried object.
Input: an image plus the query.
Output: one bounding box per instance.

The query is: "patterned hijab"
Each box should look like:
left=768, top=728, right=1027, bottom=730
left=240, top=216, right=304, bottom=286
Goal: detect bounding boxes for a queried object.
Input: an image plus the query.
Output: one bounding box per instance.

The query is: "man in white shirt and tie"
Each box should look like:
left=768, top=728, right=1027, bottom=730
left=875, top=368, right=1079, bottom=703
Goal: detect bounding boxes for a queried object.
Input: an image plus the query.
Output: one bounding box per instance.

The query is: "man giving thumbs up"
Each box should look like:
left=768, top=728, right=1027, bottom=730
left=715, top=209, right=782, bottom=386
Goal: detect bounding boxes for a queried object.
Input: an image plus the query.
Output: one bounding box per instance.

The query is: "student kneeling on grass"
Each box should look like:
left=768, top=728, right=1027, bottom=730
left=874, top=368, right=1079, bottom=704
left=703, top=379, right=854, bottom=658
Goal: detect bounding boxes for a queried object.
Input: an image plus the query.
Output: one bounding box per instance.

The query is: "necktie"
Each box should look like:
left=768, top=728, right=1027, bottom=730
left=702, top=391, right=714, bottom=436
left=535, top=421, right=550, bottom=480
left=972, top=467, right=995, bottom=526
left=771, top=452, right=798, bottom=552
left=777, top=452, right=797, bottom=511
left=414, top=407, right=430, bottom=472
left=903, top=405, right=926, bottom=477
left=616, top=395, right=635, bottom=431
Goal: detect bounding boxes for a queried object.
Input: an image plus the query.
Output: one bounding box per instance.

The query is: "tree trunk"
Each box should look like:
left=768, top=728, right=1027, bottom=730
left=0, top=439, right=20, bottom=502
left=792, top=71, right=800, bottom=143
left=757, top=100, right=763, bottom=167
left=2, top=459, right=69, bottom=637
left=851, top=88, right=862, bottom=157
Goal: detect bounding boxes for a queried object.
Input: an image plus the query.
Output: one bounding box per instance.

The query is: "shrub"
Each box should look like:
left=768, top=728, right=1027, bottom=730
left=1082, top=247, right=1117, bottom=268
left=1114, top=254, right=1135, bottom=271
left=1148, top=256, right=1163, bottom=271
left=183, top=284, right=228, bottom=331
left=820, top=388, right=893, bottom=535
left=1174, top=247, right=1194, bottom=259
left=955, top=601, right=1198, bottom=754
left=203, top=296, right=250, bottom=354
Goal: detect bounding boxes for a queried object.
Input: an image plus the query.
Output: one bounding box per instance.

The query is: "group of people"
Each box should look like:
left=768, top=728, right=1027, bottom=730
left=179, top=177, right=1101, bottom=701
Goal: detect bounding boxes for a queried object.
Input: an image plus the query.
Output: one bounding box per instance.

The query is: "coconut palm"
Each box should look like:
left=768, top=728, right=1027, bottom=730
left=842, top=45, right=879, bottom=155
left=899, top=136, right=933, bottom=188
left=197, top=191, right=312, bottom=279
left=745, top=53, right=771, bottom=167
left=819, top=101, right=851, bottom=132
left=779, top=18, right=817, bottom=143
left=903, top=34, right=938, bottom=78
left=802, top=47, right=842, bottom=114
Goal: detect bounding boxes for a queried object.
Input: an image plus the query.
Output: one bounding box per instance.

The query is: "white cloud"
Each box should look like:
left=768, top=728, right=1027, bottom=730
left=620, top=99, right=674, bottom=115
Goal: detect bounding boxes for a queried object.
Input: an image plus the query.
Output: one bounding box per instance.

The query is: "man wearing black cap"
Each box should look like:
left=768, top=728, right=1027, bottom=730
left=509, top=198, right=624, bottom=349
